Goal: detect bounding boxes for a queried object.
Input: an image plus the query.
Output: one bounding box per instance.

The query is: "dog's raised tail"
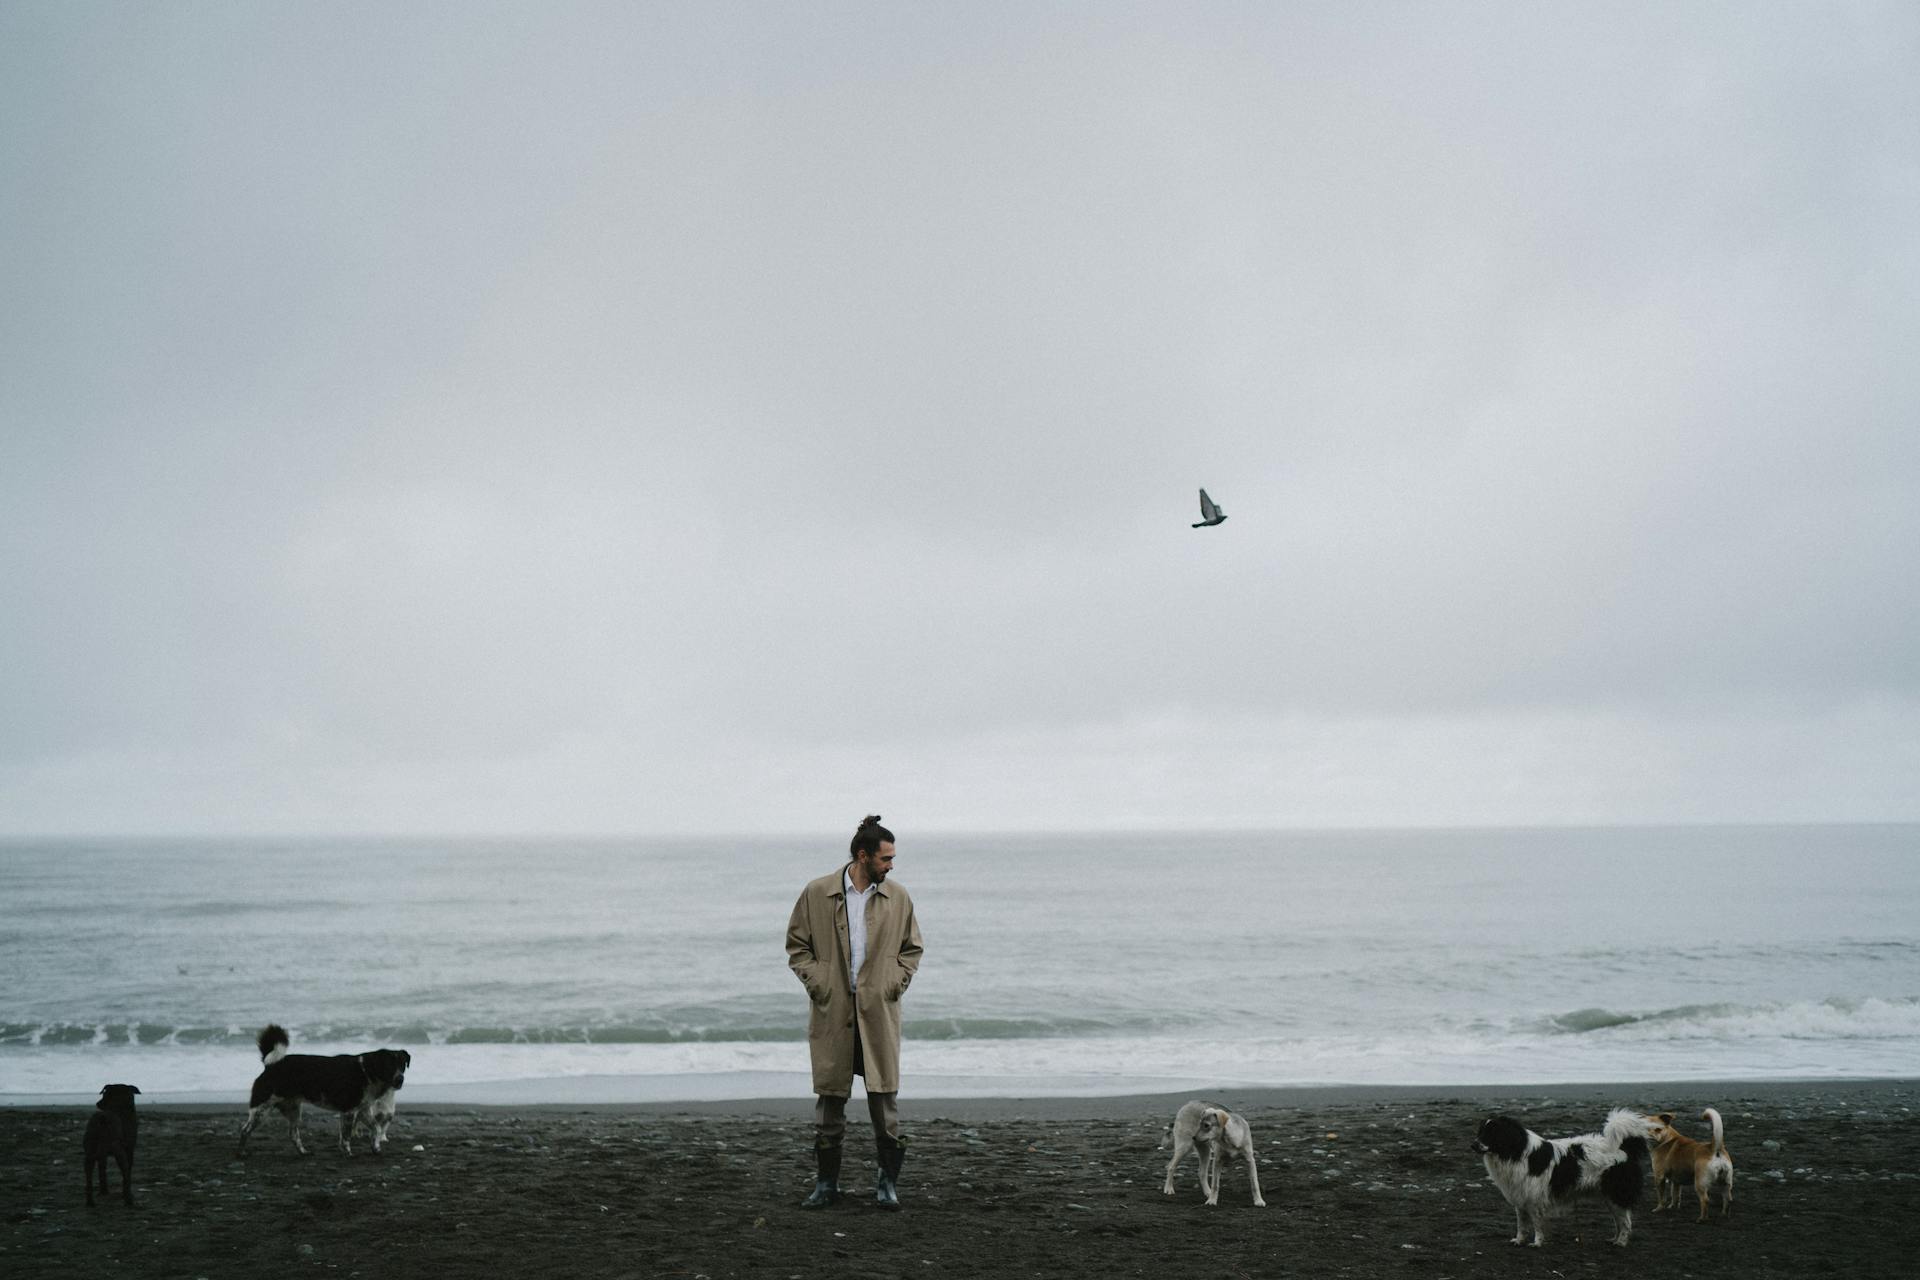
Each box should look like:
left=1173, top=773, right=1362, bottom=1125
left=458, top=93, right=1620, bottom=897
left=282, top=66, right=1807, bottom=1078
left=1702, top=1107, right=1726, bottom=1159
left=1603, top=1108, right=1652, bottom=1152
left=257, top=1024, right=290, bottom=1065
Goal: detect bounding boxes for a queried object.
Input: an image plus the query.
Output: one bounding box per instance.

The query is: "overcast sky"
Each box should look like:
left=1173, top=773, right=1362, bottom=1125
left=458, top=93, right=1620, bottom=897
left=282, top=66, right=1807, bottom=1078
left=3, top=2, right=1916, bottom=836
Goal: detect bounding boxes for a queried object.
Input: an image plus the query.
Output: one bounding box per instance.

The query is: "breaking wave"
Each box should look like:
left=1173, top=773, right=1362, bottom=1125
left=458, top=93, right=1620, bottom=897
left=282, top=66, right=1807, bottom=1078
left=1539, top=996, right=1920, bottom=1041
left=0, top=1014, right=1129, bottom=1049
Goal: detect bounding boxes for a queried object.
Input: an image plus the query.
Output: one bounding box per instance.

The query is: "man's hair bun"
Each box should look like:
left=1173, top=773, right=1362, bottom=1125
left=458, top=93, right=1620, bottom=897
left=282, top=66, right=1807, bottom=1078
left=850, top=814, right=895, bottom=858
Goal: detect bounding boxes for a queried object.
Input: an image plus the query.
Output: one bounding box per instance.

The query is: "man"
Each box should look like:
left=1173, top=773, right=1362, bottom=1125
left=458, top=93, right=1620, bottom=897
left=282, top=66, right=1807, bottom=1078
left=785, top=814, right=925, bottom=1210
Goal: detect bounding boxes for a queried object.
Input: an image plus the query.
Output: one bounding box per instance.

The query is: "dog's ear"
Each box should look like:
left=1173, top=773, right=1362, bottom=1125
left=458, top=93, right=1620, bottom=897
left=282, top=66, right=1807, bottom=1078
left=1657, top=1112, right=1674, bottom=1125
left=130, top=1085, right=141, bottom=1095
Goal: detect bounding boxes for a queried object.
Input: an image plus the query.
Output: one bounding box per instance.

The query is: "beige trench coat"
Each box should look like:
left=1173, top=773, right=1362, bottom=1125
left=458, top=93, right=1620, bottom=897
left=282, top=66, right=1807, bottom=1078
left=785, top=864, right=924, bottom=1097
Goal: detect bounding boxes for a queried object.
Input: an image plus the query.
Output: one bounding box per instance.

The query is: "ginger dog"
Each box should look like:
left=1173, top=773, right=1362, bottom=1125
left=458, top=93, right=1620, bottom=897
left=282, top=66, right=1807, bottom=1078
left=1645, top=1107, right=1733, bottom=1221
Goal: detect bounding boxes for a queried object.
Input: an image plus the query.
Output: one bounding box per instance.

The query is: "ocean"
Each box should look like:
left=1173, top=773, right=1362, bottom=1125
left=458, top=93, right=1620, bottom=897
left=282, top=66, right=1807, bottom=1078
left=4, top=826, right=1916, bottom=1104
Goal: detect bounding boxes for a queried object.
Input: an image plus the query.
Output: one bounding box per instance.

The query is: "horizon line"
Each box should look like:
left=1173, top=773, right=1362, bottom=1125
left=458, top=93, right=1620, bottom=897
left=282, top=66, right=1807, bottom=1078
left=2, top=817, right=1915, bottom=844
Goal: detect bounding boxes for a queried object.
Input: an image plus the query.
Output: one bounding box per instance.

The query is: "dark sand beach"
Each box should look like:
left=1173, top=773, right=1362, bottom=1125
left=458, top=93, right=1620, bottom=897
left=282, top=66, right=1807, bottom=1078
left=5, top=1080, right=1916, bottom=1279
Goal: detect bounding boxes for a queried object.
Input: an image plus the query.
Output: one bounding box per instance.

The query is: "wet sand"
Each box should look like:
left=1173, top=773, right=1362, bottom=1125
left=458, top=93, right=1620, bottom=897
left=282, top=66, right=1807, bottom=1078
left=5, top=1079, right=1916, bottom=1278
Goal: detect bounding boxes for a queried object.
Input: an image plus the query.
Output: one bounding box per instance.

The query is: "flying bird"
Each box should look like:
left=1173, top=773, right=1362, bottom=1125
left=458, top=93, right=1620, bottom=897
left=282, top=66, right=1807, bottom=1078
left=1191, top=488, right=1227, bottom=528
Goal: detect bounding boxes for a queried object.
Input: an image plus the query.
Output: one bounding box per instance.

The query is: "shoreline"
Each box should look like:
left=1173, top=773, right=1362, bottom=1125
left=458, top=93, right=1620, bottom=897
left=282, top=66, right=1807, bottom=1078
left=11, top=1074, right=1914, bottom=1115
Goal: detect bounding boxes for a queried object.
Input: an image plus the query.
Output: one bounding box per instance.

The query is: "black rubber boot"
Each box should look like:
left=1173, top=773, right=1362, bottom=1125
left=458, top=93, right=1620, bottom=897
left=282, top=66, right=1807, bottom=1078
left=874, top=1136, right=904, bottom=1210
left=801, top=1144, right=842, bottom=1209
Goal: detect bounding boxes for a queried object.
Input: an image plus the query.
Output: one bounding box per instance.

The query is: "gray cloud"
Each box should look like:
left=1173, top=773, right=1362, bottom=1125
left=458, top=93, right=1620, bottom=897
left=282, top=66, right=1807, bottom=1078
left=4, top=2, right=1916, bottom=833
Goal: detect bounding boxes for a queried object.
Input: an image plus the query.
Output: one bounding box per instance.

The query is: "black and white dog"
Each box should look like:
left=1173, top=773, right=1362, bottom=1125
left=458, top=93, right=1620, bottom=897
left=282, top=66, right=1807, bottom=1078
left=237, top=1024, right=411, bottom=1156
left=1472, top=1108, right=1651, bottom=1247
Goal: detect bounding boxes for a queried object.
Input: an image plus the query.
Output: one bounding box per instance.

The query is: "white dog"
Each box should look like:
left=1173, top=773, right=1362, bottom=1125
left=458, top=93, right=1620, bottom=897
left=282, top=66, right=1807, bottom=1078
left=1161, top=1100, right=1266, bottom=1207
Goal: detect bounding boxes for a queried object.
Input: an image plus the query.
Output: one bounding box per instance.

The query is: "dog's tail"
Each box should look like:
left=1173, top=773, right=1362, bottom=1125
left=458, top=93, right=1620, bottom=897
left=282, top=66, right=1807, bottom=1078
left=1702, top=1107, right=1726, bottom=1159
left=257, top=1024, right=290, bottom=1065
left=1603, top=1108, right=1652, bottom=1154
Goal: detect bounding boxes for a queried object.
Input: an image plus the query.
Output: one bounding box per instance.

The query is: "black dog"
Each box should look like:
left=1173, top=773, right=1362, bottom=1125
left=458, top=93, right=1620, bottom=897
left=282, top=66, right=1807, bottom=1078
left=237, top=1024, right=411, bottom=1156
left=84, top=1084, right=141, bottom=1206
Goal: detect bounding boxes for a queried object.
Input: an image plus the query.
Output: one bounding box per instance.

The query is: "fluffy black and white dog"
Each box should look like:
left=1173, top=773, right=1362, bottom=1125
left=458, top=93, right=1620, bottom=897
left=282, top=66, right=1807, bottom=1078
left=237, top=1024, right=411, bottom=1157
left=1471, top=1109, right=1651, bottom=1247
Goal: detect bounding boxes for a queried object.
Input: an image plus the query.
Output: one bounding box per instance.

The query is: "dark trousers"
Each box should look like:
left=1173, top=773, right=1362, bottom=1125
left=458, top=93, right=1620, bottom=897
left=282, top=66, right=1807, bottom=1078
left=814, top=1089, right=899, bottom=1147
left=814, top=1020, right=899, bottom=1146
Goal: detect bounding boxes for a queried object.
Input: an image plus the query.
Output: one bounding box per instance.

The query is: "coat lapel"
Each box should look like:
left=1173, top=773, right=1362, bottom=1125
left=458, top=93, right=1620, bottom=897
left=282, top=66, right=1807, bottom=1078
left=831, top=869, right=849, bottom=969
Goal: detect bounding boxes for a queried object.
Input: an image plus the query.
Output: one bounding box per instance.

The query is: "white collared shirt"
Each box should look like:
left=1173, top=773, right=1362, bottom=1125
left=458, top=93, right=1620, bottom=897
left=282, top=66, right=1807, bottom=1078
left=843, top=867, right=876, bottom=993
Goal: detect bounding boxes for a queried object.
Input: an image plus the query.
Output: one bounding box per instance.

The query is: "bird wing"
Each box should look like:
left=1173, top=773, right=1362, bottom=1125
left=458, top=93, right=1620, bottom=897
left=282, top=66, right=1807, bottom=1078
left=1198, top=488, right=1216, bottom=518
